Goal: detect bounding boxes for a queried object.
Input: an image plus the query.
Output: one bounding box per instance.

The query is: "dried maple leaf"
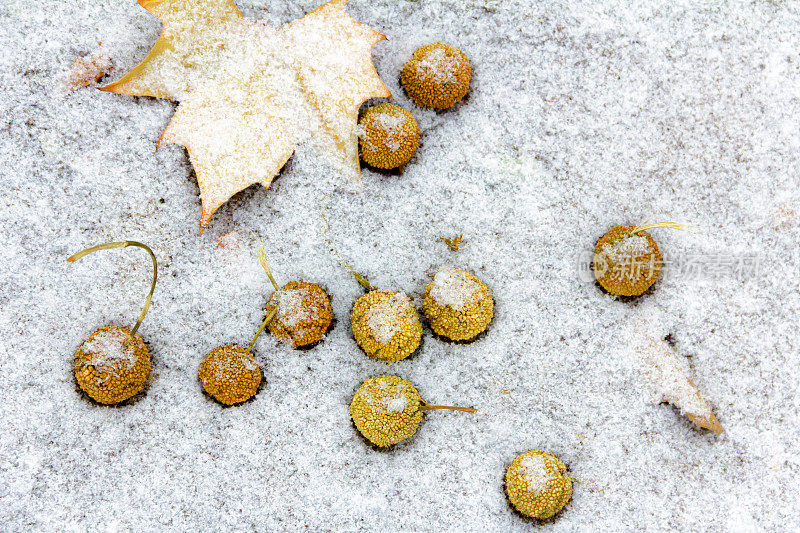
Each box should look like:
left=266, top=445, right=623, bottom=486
left=624, top=317, right=723, bottom=434
left=101, top=0, right=390, bottom=233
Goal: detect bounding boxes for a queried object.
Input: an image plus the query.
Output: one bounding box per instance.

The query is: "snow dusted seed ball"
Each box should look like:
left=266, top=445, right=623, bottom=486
left=74, top=325, right=151, bottom=405
left=350, top=290, right=422, bottom=361
left=423, top=267, right=493, bottom=341
left=199, top=345, right=261, bottom=405
left=349, top=375, right=424, bottom=447
left=401, top=42, right=471, bottom=109
left=266, top=281, right=333, bottom=348
left=505, top=450, right=573, bottom=520
left=593, top=225, right=662, bottom=296
left=358, top=103, right=420, bottom=169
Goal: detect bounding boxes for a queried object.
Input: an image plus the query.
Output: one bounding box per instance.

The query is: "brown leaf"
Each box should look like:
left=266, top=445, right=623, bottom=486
left=101, top=0, right=390, bottom=233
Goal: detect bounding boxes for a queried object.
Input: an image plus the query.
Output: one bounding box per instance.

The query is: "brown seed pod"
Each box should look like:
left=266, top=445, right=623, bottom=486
left=593, top=225, right=663, bottom=296
left=74, top=325, right=151, bottom=405
left=67, top=241, right=158, bottom=405
left=199, top=344, right=261, bottom=405
left=351, top=290, right=423, bottom=361
left=358, top=102, right=420, bottom=169
left=258, top=250, right=332, bottom=348
left=422, top=267, right=493, bottom=341
left=401, top=42, right=471, bottom=109
left=505, top=450, right=573, bottom=519
left=266, top=281, right=333, bottom=348
left=349, top=375, right=475, bottom=447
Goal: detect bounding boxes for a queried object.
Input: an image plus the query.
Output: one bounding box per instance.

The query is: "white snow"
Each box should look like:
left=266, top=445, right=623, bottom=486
left=1, top=0, right=799, bottom=531
left=428, top=267, right=481, bottom=310
left=80, top=328, right=138, bottom=373
left=276, top=285, right=317, bottom=328
left=365, top=292, right=414, bottom=344
left=519, top=454, right=550, bottom=495
left=385, top=394, right=408, bottom=413
left=414, top=46, right=458, bottom=84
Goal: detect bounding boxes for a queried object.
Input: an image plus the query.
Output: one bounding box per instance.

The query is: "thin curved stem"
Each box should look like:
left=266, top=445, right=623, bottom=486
left=629, top=221, right=688, bottom=236
left=419, top=399, right=477, bottom=413
left=248, top=306, right=278, bottom=352
left=67, top=241, right=157, bottom=336
left=257, top=245, right=281, bottom=291
left=320, top=197, right=373, bottom=292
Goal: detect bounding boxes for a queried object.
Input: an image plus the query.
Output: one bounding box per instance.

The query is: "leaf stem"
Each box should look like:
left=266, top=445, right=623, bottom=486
left=67, top=241, right=157, bottom=336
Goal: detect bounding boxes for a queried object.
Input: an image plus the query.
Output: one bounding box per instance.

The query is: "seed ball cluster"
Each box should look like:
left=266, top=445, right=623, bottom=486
left=358, top=103, right=420, bottom=169
left=593, top=225, right=662, bottom=296
left=401, top=42, right=471, bottom=109
left=505, top=450, right=573, bottom=520
left=423, top=267, right=493, bottom=341
left=266, top=281, right=333, bottom=348
left=350, top=290, right=422, bottom=361
left=199, top=344, right=261, bottom=405
left=349, top=375, right=424, bottom=447
left=74, top=325, right=151, bottom=405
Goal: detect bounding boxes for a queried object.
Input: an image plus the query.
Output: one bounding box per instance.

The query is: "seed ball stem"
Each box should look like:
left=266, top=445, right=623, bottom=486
left=320, top=201, right=373, bottom=292
left=257, top=246, right=281, bottom=292
left=628, top=221, right=688, bottom=237
left=67, top=240, right=157, bottom=336
left=248, top=306, right=278, bottom=352
left=419, top=404, right=477, bottom=413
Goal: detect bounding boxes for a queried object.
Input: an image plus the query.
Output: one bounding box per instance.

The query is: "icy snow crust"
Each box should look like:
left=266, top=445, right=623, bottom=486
left=1, top=0, right=800, bottom=531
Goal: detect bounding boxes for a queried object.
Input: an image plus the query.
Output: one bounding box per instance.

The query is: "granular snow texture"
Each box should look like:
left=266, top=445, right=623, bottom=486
left=1, top=0, right=799, bottom=531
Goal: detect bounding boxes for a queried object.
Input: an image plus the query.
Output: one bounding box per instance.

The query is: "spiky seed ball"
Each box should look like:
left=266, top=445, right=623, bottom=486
left=358, top=103, right=421, bottom=169
left=266, top=281, right=333, bottom=348
left=401, top=42, right=471, bottom=109
left=505, top=450, right=573, bottom=520
left=199, top=344, right=261, bottom=405
left=349, top=375, right=424, bottom=447
left=350, top=290, right=422, bottom=361
left=593, top=225, right=662, bottom=296
left=74, top=325, right=151, bottom=405
left=423, top=267, right=493, bottom=341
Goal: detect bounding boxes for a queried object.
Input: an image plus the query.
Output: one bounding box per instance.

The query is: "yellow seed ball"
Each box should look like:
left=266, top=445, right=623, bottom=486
left=199, top=344, right=261, bottom=405
left=266, top=281, right=333, bottom=348
left=401, top=42, right=471, bottom=109
left=74, top=325, right=151, bottom=405
left=359, top=103, right=421, bottom=169
left=505, top=450, right=573, bottom=519
left=349, top=375, right=424, bottom=447
left=350, top=290, right=422, bottom=361
left=423, top=267, right=493, bottom=341
left=593, top=225, right=662, bottom=296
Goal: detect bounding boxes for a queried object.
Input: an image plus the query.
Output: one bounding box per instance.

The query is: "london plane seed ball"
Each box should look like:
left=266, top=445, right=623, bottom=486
left=358, top=103, right=420, bottom=169
left=350, top=290, right=423, bottom=361
left=349, top=375, right=425, bottom=447
left=266, top=281, right=333, bottom=348
left=349, top=375, right=476, bottom=447
left=74, top=325, right=151, bottom=405
left=401, top=42, right=471, bottom=109
left=505, top=450, right=573, bottom=520
left=593, top=225, right=662, bottom=296
left=423, top=267, right=494, bottom=341
left=199, top=344, right=261, bottom=405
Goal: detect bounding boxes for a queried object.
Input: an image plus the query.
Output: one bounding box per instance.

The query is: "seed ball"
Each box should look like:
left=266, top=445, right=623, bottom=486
left=423, top=267, right=493, bottom=341
left=349, top=375, right=424, bottom=447
left=593, top=225, right=662, bottom=296
left=401, top=42, right=471, bottom=109
left=199, top=344, right=261, bottom=405
left=266, top=281, right=333, bottom=348
left=505, top=450, right=573, bottom=520
left=74, top=325, right=151, bottom=405
left=350, top=290, right=423, bottom=361
left=358, top=103, right=420, bottom=169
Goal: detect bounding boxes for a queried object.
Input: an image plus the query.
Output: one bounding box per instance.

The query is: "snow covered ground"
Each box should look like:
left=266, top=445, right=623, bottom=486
left=1, top=0, right=799, bottom=530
